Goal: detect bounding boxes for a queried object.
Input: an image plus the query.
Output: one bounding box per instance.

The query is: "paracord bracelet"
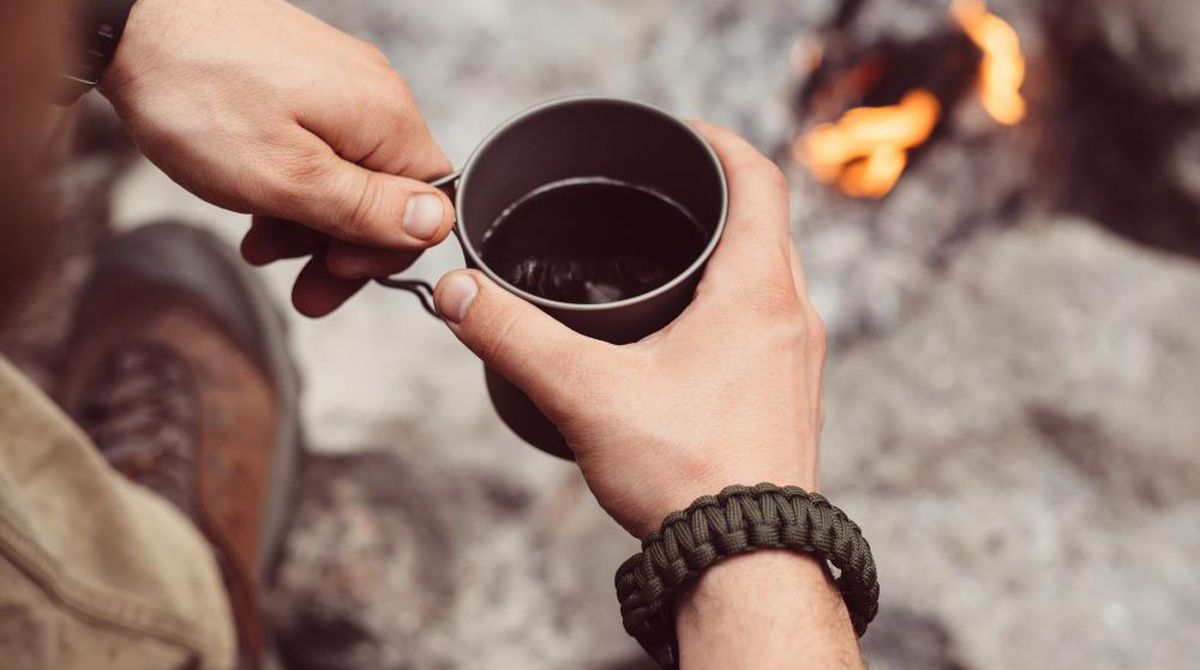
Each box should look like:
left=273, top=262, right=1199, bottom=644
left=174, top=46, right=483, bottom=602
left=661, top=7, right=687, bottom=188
left=614, top=483, right=879, bottom=669
left=57, top=0, right=139, bottom=105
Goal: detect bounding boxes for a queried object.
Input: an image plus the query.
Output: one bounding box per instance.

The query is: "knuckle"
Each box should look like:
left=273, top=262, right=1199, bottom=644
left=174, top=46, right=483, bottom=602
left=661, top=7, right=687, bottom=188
left=364, top=66, right=410, bottom=102
left=743, top=280, right=823, bottom=352
left=383, top=80, right=422, bottom=130
left=347, top=85, right=379, bottom=120
left=275, top=143, right=331, bottom=189
left=807, top=310, right=829, bottom=359
left=755, top=161, right=791, bottom=194
left=768, top=307, right=829, bottom=363
left=750, top=275, right=802, bottom=318
left=255, top=165, right=304, bottom=211
left=258, top=147, right=335, bottom=213
left=774, top=315, right=808, bottom=351
left=388, top=73, right=414, bottom=100
left=365, top=76, right=421, bottom=134
left=698, top=121, right=738, bottom=143
left=358, top=40, right=391, bottom=66
left=728, top=151, right=788, bottom=186
left=343, top=175, right=382, bottom=238
left=475, top=305, right=527, bottom=367
left=384, top=100, right=421, bottom=139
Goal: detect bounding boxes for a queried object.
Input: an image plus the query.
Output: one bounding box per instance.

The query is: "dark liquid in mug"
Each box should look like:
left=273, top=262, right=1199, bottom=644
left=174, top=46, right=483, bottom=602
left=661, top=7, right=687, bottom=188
left=479, top=179, right=709, bottom=304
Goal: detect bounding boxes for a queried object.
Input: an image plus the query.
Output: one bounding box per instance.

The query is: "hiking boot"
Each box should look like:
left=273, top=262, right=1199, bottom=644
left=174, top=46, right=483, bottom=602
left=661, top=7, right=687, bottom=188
left=58, top=222, right=303, bottom=670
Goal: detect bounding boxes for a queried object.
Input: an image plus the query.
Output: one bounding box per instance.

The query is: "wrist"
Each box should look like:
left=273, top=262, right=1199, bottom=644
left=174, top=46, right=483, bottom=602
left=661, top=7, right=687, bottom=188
left=676, top=552, right=863, bottom=670
left=58, top=0, right=140, bottom=105
left=97, top=0, right=171, bottom=99
left=677, top=550, right=836, bottom=616
left=613, top=484, right=877, bottom=668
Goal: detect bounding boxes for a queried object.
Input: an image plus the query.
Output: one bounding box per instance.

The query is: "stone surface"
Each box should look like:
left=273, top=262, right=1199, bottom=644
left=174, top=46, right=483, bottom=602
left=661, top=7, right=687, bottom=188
left=268, top=450, right=642, bottom=670
left=1088, top=0, right=1200, bottom=102
left=780, top=0, right=1045, bottom=342
left=1039, top=0, right=1200, bottom=258
left=264, top=218, right=1200, bottom=670
left=822, top=220, right=1200, bottom=670
left=4, top=1, right=1194, bottom=669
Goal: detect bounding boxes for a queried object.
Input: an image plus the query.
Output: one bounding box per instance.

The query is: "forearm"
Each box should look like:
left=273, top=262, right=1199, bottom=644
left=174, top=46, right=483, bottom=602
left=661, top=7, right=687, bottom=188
left=675, top=551, right=864, bottom=670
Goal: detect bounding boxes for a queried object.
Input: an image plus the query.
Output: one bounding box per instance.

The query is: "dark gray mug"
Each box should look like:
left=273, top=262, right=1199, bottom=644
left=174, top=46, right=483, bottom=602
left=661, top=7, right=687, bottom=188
left=380, top=96, right=728, bottom=459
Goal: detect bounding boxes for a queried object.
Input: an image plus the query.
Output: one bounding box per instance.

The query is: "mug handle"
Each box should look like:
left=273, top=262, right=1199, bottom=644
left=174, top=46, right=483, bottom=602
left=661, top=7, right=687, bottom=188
left=374, top=171, right=462, bottom=318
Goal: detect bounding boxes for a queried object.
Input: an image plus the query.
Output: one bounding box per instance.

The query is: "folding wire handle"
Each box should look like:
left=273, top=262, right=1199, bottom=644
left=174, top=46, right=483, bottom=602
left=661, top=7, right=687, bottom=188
left=375, top=277, right=439, bottom=316
left=373, top=171, right=461, bottom=319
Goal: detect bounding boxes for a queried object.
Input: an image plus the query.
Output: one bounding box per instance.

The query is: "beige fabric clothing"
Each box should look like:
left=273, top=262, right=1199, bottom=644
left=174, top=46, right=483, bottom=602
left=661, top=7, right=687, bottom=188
left=0, top=356, right=236, bottom=670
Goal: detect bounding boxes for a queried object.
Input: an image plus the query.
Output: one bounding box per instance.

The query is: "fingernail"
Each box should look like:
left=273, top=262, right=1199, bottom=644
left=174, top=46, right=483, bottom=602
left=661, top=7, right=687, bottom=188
left=326, top=254, right=369, bottom=279
left=339, top=264, right=369, bottom=279
left=403, top=193, right=444, bottom=240
left=438, top=273, right=478, bottom=324
left=241, top=239, right=277, bottom=266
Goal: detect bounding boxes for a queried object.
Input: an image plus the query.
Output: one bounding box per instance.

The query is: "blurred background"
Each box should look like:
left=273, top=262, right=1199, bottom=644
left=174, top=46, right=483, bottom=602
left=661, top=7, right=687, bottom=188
left=3, top=0, right=1199, bottom=668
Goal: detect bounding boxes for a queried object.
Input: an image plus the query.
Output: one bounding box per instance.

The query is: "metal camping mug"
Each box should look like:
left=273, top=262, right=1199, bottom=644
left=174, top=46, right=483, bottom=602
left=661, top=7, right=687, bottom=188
left=378, top=96, right=728, bottom=459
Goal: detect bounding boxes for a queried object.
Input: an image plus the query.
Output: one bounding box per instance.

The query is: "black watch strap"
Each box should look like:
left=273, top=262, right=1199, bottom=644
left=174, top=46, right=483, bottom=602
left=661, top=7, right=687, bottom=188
left=57, top=0, right=138, bottom=105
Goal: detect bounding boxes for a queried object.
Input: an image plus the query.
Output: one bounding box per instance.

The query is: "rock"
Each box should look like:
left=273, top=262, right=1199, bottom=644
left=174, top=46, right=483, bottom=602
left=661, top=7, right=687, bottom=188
left=1089, top=0, right=1200, bottom=102
left=1039, top=0, right=1200, bottom=257
left=85, top=2, right=1200, bottom=669
left=268, top=446, right=642, bottom=670
left=821, top=219, right=1200, bottom=670
left=781, top=0, right=1044, bottom=343
left=862, top=607, right=971, bottom=670
left=292, top=0, right=834, bottom=158
left=270, top=220, right=1200, bottom=670
left=792, top=124, right=1033, bottom=342
left=1167, top=125, right=1200, bottom=203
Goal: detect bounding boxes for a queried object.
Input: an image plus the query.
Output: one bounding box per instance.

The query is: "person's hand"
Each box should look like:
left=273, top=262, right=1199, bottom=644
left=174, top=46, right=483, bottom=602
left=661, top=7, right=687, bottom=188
left=100, top=0, right=454, bottom=316
left=433, top=124, right=858, bottom=669
left=432, top=122, right=826, bottom=537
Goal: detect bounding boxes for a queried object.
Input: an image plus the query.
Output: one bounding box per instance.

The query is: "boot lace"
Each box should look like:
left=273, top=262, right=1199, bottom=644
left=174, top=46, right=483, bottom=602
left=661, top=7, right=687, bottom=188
left=79, top=343, right=198, bottom=516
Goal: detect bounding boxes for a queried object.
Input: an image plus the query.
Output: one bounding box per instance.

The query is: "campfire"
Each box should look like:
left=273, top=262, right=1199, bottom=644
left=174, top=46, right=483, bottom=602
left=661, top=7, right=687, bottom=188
left=793, top=0, right=1027, bottom=198
left=954, top=0, right=1026, bottom=126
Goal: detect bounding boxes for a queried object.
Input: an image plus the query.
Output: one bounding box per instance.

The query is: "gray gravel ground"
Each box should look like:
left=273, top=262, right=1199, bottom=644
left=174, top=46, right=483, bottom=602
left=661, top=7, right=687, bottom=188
left=12, top=0, right=1196, bottom=668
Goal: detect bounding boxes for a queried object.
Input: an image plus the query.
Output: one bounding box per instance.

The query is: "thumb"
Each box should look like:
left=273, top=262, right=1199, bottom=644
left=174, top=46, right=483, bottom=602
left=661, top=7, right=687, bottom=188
left=434, top=270, right=608, bottom=407
left=263, top=131, right=455, bottom=250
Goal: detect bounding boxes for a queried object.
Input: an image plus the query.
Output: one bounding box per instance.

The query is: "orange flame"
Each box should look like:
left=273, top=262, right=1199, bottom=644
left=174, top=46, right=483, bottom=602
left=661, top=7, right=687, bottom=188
left=795, top=1, right=1025, bottom=198
left=953, top=0, right=1026, bottom=125
left=795, top=89, right=942, bottom=198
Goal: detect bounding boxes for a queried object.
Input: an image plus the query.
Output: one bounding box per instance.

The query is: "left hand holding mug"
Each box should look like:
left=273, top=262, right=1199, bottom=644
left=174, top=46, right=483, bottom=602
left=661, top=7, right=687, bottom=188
left=100, top=0, right=455, bottom=316
left=434, top=122, right=827, bottom=538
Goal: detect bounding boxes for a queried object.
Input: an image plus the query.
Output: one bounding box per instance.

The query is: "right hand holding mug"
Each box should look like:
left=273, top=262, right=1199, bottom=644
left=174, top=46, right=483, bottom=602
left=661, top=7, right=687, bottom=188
left=433, top=122, right=827, bottom=538
left=435, top=123, right=864, bottom=670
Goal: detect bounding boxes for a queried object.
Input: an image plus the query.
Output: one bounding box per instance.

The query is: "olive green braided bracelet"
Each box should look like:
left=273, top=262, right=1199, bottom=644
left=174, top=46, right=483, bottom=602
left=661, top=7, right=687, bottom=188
left=614, top=483, right=879, bottom=669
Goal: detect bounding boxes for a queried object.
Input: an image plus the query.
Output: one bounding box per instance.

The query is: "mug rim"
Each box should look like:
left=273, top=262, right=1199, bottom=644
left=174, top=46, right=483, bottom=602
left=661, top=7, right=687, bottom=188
left=454, top=95, right=729, bottom=313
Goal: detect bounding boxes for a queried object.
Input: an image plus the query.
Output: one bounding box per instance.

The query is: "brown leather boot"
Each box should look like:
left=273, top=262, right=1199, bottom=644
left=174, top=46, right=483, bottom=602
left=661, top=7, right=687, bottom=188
left=59, top=222, right=303, bottom=670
